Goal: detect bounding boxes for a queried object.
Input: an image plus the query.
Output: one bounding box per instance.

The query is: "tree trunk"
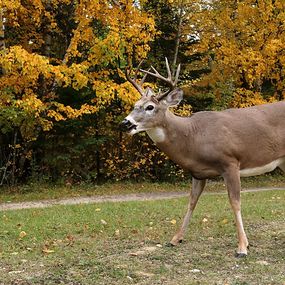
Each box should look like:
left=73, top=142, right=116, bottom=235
left=0, top=8, right=6, bottom=75
left=11, top=130, right=18, bottom=186
left=172, top=3, right=184, bottom=76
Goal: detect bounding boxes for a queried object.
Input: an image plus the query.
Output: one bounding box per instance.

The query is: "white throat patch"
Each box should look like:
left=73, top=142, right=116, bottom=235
left=146, top=128, right=166, bottom=143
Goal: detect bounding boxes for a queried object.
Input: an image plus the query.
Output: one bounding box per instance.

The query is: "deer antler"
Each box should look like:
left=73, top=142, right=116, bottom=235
left=140, top=58, right=181, bottom=100
left=125, top=61, right=148, bottom=97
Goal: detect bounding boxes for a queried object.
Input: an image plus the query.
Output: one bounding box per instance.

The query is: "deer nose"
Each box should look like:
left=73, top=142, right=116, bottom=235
left=119, top=119, right=132, bottom=131
left=119, top=119, right=137, bottom=132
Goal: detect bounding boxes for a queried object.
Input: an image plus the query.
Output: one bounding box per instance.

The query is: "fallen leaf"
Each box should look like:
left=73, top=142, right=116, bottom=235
left=95, top=208, right=101, bottom=212
left=19, top=231, right=27, bottom=239
left=170, top=219, right=176, bottom=225
left=83, top=224, right=89, bottom=230
left=190, top=269, right=201, bottom=273
left=42, top=248, right=55, bottom=254
left=100, top=219, right=107, bottom=225
left=8, top=270, right=24, bottom=274
left=256, top=260, right=269, bottom=266
left=202, top=218, right=208, bottom=223
left=221, top=218, right=228, bottom=224
left=66, top=235, right=75, bottom=246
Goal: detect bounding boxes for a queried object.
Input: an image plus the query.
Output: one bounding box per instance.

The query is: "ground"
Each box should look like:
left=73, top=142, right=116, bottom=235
left=0, top=181, right=284, bottom=285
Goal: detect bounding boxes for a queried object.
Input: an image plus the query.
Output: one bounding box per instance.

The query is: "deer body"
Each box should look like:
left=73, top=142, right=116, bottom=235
left=145, top=102, right=285, bottom=180
left=121, top=59, right=285, bottom=257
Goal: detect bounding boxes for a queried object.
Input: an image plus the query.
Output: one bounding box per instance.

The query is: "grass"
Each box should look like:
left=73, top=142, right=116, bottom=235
left=0, top=189, right=284, bottom=285
left=0, top=172, right=284, bottom=203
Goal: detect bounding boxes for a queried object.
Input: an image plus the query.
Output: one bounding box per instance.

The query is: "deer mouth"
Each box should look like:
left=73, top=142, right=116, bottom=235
left=127, top=124, right=137, bottom=133
left=119, top=119, right=138, bottom=133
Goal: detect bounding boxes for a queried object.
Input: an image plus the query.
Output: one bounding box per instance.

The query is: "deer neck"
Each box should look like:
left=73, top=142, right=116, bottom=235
left=147, top=111, right=195, bottom=170
left=146, top=111, right=193, bottom=163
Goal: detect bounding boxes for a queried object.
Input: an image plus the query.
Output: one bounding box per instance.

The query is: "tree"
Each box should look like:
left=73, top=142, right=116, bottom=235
left=0, top=0, right=155, bottom=184
left=189, top=0, right=285, bottom=107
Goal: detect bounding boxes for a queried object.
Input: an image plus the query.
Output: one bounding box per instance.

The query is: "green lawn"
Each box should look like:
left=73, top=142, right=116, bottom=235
left=0, top=189, right=284, bottom=285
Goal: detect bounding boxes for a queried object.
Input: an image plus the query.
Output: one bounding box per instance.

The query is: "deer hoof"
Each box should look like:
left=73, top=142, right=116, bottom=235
left=168, top=239, right=183, bottom=247
left=235, top=252, right=247, bottom=258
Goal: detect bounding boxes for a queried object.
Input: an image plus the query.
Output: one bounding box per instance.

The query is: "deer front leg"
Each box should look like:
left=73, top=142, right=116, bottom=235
left=170, top=178, right=206, bottom=245
left=223, top=167, right=249, bottom=257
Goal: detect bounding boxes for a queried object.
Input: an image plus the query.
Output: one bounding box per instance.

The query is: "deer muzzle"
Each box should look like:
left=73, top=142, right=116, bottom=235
left=119, top=119, right=137, bottom=133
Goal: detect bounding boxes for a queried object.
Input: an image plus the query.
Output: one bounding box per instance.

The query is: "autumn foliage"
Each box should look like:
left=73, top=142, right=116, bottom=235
left=187, top=0, right=285, bottom=106
left=0, top=0, right=284, bottom=185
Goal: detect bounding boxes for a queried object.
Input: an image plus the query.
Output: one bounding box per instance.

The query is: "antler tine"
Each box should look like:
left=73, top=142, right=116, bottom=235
left=140, top=71, right=148, bottom=86
left=125, top=60, right=147, bottom=97
left=140, top=58, right=181, bottom=100
left=174, top=63, right=181, bottom=86
left=140, top=66, right=173, bottom=88
left=140, top=58, right=180, bottom=89
left=165, top=57, right=172, bottom=81
left=125, top=68, right=144, bottom=96
left=135, top=60, right=149, bottom=86
left=134, top=60, right=143, bottom=78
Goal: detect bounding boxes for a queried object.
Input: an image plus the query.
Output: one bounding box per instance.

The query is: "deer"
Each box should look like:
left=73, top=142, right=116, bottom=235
left=119, top=58, right=285, bottom=257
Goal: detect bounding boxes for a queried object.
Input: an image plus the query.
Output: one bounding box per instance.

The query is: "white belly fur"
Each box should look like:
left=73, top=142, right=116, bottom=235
left=239, top=157, right=285, bottom=177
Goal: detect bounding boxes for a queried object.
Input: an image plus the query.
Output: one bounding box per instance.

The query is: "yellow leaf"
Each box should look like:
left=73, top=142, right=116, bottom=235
left=170, top=219, right=176, bottom=225
left=19, top=231, right=27, bottom=239
left=221, top=218, right=228, bottom=224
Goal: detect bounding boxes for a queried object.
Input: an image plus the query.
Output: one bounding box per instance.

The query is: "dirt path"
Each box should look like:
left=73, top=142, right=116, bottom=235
left=0, top=187, right=284, bottom=211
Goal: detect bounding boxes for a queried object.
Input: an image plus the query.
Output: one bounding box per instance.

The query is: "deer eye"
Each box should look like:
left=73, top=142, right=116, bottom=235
left=145, top=105, right=154, bottom=111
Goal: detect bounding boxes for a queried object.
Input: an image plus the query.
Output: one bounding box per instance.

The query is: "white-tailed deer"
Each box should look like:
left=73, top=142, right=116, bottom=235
left=120, top=58, right=285, bottom=257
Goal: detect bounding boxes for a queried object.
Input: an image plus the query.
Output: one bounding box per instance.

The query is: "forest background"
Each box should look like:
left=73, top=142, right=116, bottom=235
left=0, top=0, right=284, bottom=186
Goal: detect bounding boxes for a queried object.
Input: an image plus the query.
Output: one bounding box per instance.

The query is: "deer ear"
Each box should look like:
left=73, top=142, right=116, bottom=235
left=162, top=89, right=183, bottom=107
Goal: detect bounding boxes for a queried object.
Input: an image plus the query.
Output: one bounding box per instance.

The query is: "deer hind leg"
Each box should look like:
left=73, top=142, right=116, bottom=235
left=170, top=178, right=206, bottom=246
left=223, top=167, right=248, bottom=257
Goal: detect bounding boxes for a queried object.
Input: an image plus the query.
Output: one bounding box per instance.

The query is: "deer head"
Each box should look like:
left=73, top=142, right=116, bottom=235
left=120, top=58, right=183, bottom=135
